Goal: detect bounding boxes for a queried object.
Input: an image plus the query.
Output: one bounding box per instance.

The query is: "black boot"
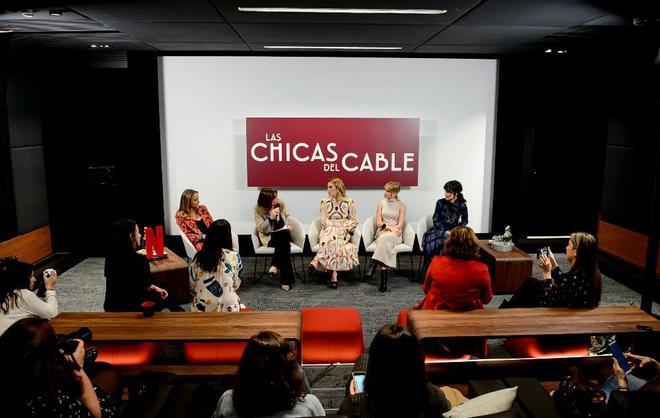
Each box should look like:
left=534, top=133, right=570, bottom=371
left=379, top=269, right=388, bottom=292
left=363, top=261, right=378, bottom=281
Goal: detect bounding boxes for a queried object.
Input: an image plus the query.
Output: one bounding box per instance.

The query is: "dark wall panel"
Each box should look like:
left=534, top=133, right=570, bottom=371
left=11, top=145, right=49, bottom=233
left=7, top=72, right=42, bottom=148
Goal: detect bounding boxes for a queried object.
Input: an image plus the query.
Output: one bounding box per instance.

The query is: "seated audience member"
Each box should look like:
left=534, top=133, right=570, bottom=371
left=0, top=317, right=118, bottom=418
left=501, top=232, right=601, bottom=308
left=604, top=352, right=660, bottom=398
left=254, top=187, right=295, bottom=291
left=104, top=219, right=170, bottom=312
left=190, top=219, right=243, bottom=312
left=0, top=257, right=58, bottom=336
left=364, top=181, right=406, bottom=292
left=416, top=225, right=492, bottom=311
left=422, top=180, right=468, bottom=267
left=175, top=188, right=213, bottom=251
left=338, top=324, right=451, bottom=418
left=213, top=330, right=324, bottom=418
left=308, top=177, right=359, bottom=289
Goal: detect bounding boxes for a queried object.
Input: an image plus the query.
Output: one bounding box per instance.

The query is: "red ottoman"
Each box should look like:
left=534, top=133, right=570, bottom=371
left=301, top=307, right=364, bottom=365
left=505, top=337, right=589, bottom=358
left=94, top=342, right=159, bottom=366
left=183, top=342, right=248, bottom=364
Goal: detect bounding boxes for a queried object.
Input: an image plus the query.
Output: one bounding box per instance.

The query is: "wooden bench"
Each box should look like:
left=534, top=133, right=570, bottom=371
left=408, top=306, right=658, bottom=381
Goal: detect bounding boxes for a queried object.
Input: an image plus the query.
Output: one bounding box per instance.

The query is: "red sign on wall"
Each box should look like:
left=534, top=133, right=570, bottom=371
left=246, top=118, right=419, bottom=187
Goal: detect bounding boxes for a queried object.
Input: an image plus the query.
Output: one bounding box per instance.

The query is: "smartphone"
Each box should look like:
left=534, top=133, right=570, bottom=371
left=352, top=372, right=366, bottom=393
left=608, top=341, right=632, bottom=374
left=536, top=246, right=549, bottom=259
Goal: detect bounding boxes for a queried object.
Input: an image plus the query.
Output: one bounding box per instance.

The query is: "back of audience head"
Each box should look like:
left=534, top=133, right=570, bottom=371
left=444, top=180, right=465, bottom=202
left=0, top=317, right=79, bottom=406
left=178, top=188, right=199, bottom=216
left=0, top=257, right=34, bottom=314
left=233, top=330, right=305, bottom=417
left=110, top=218, right=140, bottom=254
left=195, top=219, right=233, bottom=272
left=444, top=226, right=480, bottom=260
left=366, top=324, right=429, bottom=417
left=569, top=232, right=601, bottom=307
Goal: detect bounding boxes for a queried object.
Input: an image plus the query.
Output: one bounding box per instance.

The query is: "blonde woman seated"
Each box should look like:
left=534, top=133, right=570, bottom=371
left=364, top=181, right=406, bottom=293
left=308, top=178, right=359, bottom=289
left=189, top=219, right=243, bottom=312
left=175, top=188, right=213, bottom=251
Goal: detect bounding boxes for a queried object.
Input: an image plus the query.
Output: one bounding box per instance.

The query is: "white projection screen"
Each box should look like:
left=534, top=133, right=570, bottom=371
left=159, top=56, right=498, bottom=235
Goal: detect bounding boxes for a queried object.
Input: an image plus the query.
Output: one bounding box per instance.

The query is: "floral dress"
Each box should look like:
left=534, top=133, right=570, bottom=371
left=189, top=249, right=243, bottom=312
left=313, top=197, right=359, bottom=271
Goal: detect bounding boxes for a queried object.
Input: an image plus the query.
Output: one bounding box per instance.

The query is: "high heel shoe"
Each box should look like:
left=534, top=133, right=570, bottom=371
left=363, top=262, right=378, bottom=281
left=330, top=271, right=338, bottom=289
left=379, top=269, right=388, bottom=292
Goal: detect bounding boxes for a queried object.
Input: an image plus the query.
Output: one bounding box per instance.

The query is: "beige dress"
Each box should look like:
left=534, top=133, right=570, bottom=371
left=372, top=199, right=404, bottom=268
left=313, top=196, right=359, bottom=271
left=189, top=249, right=243, bottom=312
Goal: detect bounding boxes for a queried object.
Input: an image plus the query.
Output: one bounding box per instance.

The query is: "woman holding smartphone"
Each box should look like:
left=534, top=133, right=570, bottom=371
left=501, top=232, right=601, bottom=308
left=254, top=187, right=295, bottom=291
left=338, top=324, right=451, bottom=418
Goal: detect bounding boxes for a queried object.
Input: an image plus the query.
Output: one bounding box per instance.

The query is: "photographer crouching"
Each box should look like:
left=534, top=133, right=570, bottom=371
left=0, top=317, right=120, bottom=418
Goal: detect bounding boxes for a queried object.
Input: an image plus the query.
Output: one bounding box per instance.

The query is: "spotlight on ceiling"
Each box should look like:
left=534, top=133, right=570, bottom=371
left=22, top=9, right=34, bottom=18
left=545, top=49, right=552, bottom=54
left=90, top=44, right=111, bottom=49
left=49, top=9, right=64, bottom=17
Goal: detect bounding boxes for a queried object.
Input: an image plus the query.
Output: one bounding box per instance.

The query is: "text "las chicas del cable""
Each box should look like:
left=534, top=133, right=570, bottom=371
left=250, top=133, right=415, bottom=173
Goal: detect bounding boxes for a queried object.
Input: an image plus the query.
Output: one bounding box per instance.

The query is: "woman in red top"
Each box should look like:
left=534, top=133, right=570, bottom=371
left=175, top=189, right=214, bottom=251
left=418, top=225, right=492, bottom=311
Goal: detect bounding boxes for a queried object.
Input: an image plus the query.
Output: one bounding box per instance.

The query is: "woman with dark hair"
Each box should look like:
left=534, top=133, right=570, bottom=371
left=308, top=178, right=359, bottom=289
left=213, top=330, right=324, bottom=417
left=175, top=188, right=213, bottom=251
left=190, top=219, right=243, bottom=312
left=422, top=180, right=468, bottom=267
left=104, top=219, right=169, bottom=312
left=501, top=232, right=602, bottom=308
left=254, top=187, right=295, bottom=291
left=0, top=257, right=58, bottom=336
left=416, top=226, right=492, bottom=311
left=338, top=324, right=451, bottom=418
left=0, top=317, right=117, bottom=418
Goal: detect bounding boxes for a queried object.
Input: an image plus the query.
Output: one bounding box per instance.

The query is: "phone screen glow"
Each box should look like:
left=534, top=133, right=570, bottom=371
left=609, top=341, right=631, bottom=374
left=354, top=374, right=366, bottom=393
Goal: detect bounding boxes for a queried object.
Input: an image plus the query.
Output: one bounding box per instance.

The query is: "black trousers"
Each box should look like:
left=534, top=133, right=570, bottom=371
left=268, top=230, right=295, bottom=285
left=501, top=277, right=544, bottom=308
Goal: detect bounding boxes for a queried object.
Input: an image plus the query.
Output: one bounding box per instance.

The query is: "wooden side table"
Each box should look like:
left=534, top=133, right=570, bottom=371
left=149, top=247, right=190, bottom=304
left=477, top=240, right=533, bottom=294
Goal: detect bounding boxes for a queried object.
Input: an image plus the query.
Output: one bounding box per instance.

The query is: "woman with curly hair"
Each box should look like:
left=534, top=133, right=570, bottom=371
left=417, top=225, right=492, bottom=311
left=213, top=330, right=324, bottom=417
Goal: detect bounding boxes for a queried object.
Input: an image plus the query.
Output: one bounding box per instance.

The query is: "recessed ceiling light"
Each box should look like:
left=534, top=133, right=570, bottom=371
left=545, top=49, right=552, bottom=54
left=49, top=9, right=64, bottom=17
left=263, top=45, right=403, bottom=50
left=239, top=7, right=447, bottom=15
left=22, top=9, right=34, bottom=18
left=557, top=50, right=566, bottom=54
left=0, top=28, right=14, bottom=33
left=90, top=44, right=111, bottom=49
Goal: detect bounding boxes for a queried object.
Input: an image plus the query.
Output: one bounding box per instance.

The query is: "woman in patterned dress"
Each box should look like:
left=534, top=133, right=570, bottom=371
left=364, top=181, right=406, bottom=292
left=422, top=180, right=468, bottom=267
left=190, top=219, right=243, bottom=312
left=309, top=178, right=359, bottom=289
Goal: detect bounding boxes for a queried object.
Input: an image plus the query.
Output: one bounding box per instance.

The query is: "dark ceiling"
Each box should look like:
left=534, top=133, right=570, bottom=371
left=1, top=1, right=659, bottom=56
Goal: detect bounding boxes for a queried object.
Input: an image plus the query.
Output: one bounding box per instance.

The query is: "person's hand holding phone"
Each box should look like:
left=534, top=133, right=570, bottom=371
left=538, top=254, right=553, bottom=278
left=625, top=353, right=660, bottom=374
left=546, top=248, right=558, bottom=270
left=612, top=357, right=629, bottom=388
left=351, top=372, right=366, bottom=395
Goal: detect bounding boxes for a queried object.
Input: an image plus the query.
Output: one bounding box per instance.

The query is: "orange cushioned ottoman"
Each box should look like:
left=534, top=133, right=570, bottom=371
left=94, top=342, right=160, bottom=366
left=301, top=307, right=364, bottom=365
left=505, top=337, right=589, bottom=358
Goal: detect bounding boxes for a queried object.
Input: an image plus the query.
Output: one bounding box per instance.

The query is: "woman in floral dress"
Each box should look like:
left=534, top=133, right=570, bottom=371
left=190, top=219, right=243, bottom=312
left=309, top=178, right=359, bottom=289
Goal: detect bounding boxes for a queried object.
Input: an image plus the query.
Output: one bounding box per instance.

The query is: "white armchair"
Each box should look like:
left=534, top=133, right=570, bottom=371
left=179, top=228, right=239, bottom=262
left=250, top=216, right=306, bottom=282
left=361, top=215, right=416, bottom=279
left=308, top=217, right=362, bottom=275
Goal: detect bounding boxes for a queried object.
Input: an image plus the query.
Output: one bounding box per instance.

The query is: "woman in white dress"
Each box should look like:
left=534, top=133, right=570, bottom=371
left=190, top=219, right=243, bottom=312
left=364, top=181, right=406, bottom=292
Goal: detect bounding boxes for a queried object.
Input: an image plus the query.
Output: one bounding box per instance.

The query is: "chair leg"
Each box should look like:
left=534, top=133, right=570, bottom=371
left=300, top=254, right=307, bottom=283
left=410, top=254, right=415, bottom=281
left=252, top=256, right=258, bottom=285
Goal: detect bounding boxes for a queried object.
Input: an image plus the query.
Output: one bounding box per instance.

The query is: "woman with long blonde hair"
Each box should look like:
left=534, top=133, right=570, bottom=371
left=175, top=188, right=213, bottom=251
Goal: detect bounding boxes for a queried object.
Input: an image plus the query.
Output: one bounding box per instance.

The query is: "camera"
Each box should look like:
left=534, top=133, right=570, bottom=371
left=536, top=246, right=549, bottom=259
left=56, top=327, right=98, bottom=368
